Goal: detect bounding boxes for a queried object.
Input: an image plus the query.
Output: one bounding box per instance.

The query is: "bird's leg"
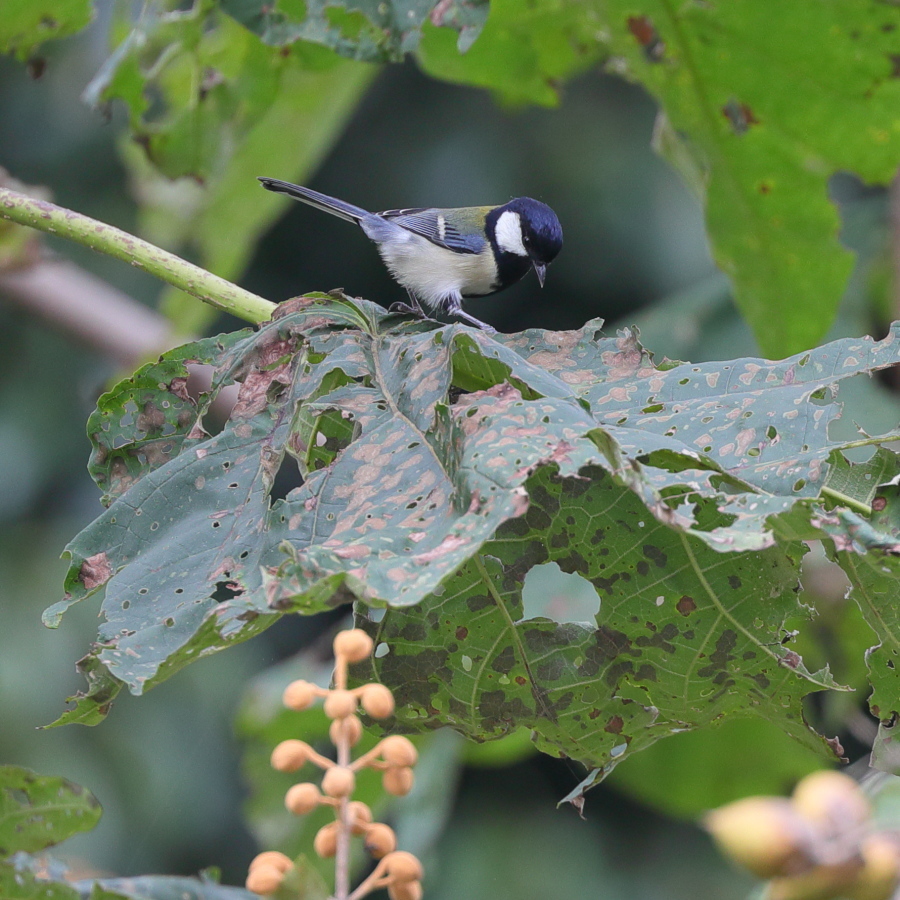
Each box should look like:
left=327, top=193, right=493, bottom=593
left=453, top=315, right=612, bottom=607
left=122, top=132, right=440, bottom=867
left=445, top=299, right=497, bottom=335
left=389, top=290, right=427, bottom=318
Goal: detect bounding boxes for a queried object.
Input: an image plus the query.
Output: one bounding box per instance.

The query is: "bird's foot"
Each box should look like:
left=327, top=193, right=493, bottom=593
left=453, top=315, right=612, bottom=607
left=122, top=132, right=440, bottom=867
left=450, top=309, right=497, bottom=334
left=388, top=301, right=427, bottom=318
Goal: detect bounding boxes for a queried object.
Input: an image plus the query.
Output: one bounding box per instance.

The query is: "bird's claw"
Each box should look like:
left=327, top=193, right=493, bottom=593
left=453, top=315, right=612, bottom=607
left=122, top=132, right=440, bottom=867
left=388, top=302, right=426, bottom=318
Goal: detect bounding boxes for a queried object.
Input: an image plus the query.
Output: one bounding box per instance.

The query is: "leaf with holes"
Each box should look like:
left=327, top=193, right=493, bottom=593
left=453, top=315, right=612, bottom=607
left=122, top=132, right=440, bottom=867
left=0, top=766, right=100, bottom=857
left=47, top=297, right=900, bottom=789
left=350, top=463, right=840, bottom=792
left=220, top=0, right=488, bottom=62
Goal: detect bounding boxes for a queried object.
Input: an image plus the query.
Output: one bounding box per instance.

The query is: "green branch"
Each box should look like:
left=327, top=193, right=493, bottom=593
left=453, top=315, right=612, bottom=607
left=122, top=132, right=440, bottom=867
left=0, top=187, right=276, bottom=325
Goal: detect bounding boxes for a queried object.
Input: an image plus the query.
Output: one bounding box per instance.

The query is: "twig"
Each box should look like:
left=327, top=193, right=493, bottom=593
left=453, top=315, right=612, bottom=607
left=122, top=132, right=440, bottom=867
left=0, top=258, right=171, bottom=367
left=0, top=257, right=239, bottom=416
left=333, top=647, right=352, bottom=900
left=0, top=187, right=276, bottom=325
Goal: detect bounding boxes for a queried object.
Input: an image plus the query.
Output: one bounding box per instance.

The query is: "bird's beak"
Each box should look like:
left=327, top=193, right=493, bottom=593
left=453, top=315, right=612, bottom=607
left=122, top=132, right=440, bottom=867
left=533, top=261, right=547, bottom=288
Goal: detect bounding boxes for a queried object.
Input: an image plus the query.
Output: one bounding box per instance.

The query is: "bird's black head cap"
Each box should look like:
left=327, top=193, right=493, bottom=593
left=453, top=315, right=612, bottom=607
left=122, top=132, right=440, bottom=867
left=507, top=197, right=563, bottom=264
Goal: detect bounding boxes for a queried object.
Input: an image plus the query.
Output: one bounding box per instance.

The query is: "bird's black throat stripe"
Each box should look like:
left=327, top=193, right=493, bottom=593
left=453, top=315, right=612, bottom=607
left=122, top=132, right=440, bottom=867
left=482, top=206, right=532, bottom=296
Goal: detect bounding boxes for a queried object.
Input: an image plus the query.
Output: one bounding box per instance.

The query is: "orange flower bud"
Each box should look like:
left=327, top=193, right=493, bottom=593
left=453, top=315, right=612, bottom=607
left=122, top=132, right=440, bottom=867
left=360, top=683, right=395, bottom=719
left=284, top=782, right=321, bottom=816
left=282, top=679, right=318, bottom=711
left=380, top=735, right=417, bottom=767
left=704, top=796, right=814, bottom=878
left=382, top=766, right=414, bottom=797
left=333, top=629, right=375, bottom=663
left=270, top=740, right=311, bottom=772
left=324, top=689, right=358, bottom=720
left=322, top=765, right=356, bottom=798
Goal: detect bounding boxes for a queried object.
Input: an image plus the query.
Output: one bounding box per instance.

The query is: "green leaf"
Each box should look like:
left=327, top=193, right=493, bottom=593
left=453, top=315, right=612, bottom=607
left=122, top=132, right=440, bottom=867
left=0, top=0, right=93, bottom=60
left=220, top=0, right=489, bottom=63
left=88, top=7, right=374, bottom=333
left=48, top=298, right=900, bottom=785
left=351, top=476, right=836, bottom=782
left=823, top=448, right=900, bottom=514
left=595, top=0, right=900, bottom=357
left=0, top=766, right=100, bottom=856
left=0, top=860, right=80, bottom=900
left=417, top=0, right=603, bottom=106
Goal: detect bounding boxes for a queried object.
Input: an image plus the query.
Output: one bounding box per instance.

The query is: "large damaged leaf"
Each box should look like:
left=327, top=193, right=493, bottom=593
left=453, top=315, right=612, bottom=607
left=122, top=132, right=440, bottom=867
left=48, top=296, right=900, bottom=786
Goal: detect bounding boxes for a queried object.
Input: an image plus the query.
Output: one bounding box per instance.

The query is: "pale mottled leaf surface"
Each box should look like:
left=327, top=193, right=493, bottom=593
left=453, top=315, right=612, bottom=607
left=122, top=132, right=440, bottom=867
left=49, top=296, right=900, bottom=783
left=1, top=855, right=254, bottom=900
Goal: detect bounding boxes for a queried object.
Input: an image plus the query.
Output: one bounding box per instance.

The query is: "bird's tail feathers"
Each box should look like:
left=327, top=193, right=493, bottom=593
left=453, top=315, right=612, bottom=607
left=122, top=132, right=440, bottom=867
left=257, top=177, right=369, bottom=224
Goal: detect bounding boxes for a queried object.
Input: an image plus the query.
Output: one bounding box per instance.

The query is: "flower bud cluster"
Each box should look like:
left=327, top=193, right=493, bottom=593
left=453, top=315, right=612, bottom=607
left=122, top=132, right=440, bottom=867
left=245, top=629, right=424, bottom=900
left=705, top=770, right=900, bottom=900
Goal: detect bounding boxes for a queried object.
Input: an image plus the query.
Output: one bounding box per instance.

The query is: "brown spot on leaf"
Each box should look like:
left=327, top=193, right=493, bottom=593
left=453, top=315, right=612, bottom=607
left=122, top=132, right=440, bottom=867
left=79, top=553, right=113, bottom=591
left=676, top=595, right=696, bottom=616
left=231, top=336, right=296, bottom=419
left=627, top=14, right=665, bottom=60
left=137, top=402, right=167, bottom=433
left=642, top=545, right=667, bottom=568
left=492, top=645, right=516, bottom=674
left=698, top=630, right=738, bottom=678
left=26, top=57, right=47, bottom=79
left=456, top=626, right=468, bottom=640
left=168, top=376, right=191, bottom=402
left=604, top=715, right=624, bottom=734
left=890, top=54, right=900, bottom=78
left=722, top=99, right=759, bottom=134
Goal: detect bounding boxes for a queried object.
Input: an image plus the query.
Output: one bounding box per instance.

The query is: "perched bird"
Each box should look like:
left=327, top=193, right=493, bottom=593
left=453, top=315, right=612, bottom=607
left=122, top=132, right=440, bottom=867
left=257, top=177, right=563, bottom=332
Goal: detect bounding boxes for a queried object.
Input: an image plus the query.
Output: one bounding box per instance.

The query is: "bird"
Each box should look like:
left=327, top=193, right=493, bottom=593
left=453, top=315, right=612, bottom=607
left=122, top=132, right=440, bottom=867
left=257, top=177, right=563, bottom=332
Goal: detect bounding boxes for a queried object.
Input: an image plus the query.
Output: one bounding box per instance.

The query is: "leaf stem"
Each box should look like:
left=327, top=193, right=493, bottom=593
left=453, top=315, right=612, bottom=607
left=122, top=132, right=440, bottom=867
left=0, top=187, right=276, bottom=325
left=820, top=486, right=872, bottom=516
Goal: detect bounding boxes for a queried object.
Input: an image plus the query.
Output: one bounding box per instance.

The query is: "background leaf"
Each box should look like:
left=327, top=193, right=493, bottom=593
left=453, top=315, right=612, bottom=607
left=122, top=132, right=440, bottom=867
left=596, top=0, right=900, bottom=357
left=220, top=0, right=489, bottom=63
left=0, top=0, right=93, bottom=60
left=86, top=5, right=374, bottom=334
left=0, top=766, right=100, bottom=857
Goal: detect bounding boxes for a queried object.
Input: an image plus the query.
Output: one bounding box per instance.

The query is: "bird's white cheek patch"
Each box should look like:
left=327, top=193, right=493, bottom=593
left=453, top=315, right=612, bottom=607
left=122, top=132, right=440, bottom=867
left=495, top=210, right=527, bottom=256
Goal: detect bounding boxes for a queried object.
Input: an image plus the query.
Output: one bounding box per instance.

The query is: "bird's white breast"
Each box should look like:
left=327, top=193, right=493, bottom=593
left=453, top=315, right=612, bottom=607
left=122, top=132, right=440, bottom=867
left=377, top=232, right=498, bottom=309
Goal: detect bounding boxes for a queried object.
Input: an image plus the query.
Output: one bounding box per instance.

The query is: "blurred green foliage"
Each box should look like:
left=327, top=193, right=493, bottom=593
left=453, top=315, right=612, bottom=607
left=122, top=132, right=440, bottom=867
left=2, top=2, right=900, bottom=899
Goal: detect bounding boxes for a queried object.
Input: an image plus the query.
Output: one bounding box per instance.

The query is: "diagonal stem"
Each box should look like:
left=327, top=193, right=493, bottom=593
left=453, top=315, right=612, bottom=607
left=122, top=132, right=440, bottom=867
left=0, top=187, right=276, bottom=325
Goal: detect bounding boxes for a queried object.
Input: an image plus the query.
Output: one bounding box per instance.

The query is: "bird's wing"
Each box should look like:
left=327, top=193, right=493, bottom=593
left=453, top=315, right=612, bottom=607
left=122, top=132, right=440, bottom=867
left=378, top=207, right=486, bottom=254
